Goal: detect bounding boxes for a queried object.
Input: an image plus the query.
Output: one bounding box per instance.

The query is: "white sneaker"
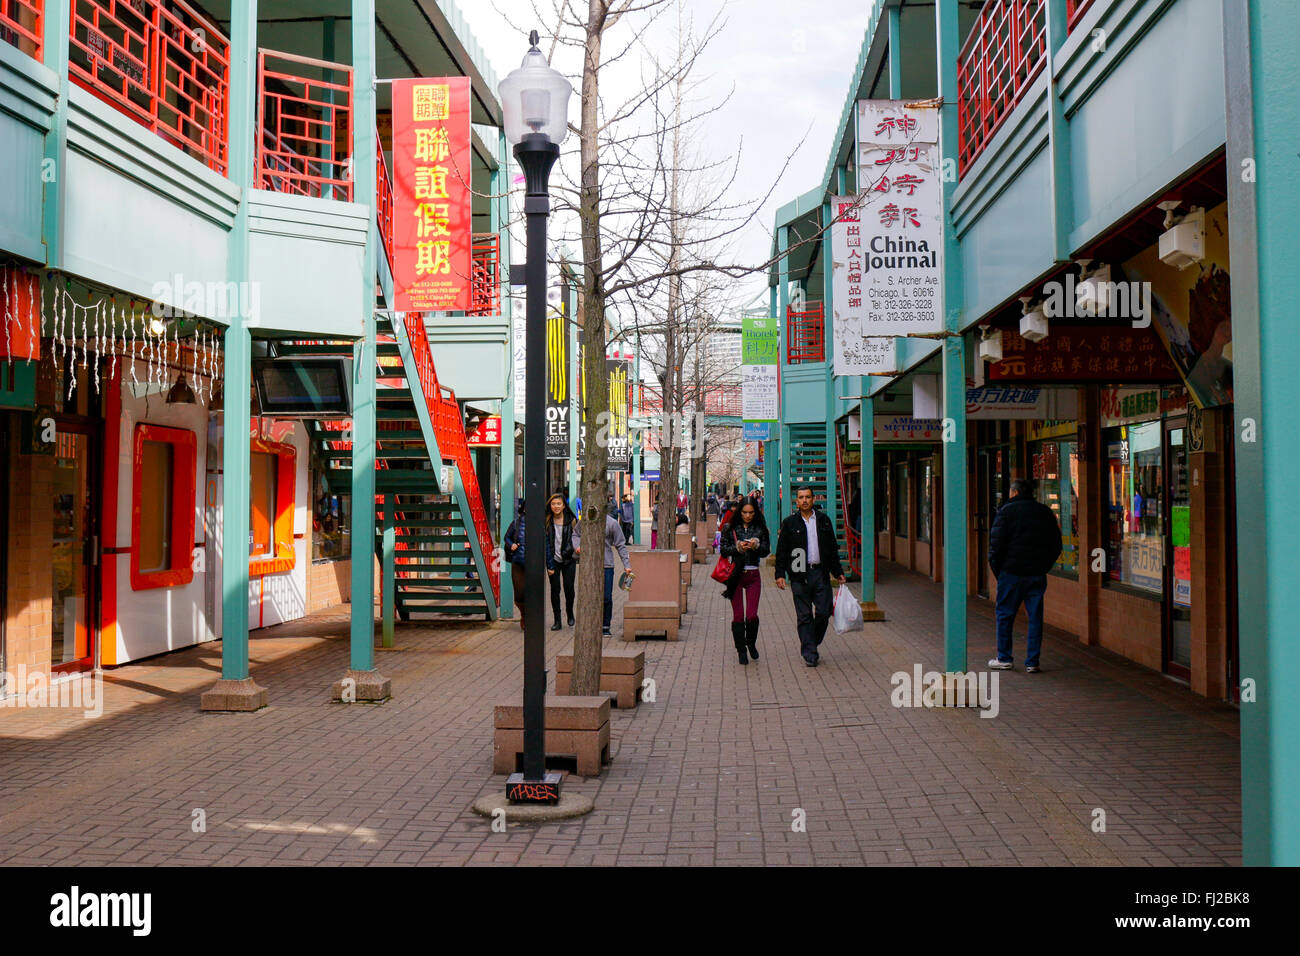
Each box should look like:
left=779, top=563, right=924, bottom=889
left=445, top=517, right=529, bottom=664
left=988, top=658, right=1013, bottom=670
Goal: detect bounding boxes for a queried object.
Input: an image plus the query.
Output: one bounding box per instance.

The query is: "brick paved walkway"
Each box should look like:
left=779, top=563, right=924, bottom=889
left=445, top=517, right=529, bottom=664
left=0, top=558, right=1240, bottom=866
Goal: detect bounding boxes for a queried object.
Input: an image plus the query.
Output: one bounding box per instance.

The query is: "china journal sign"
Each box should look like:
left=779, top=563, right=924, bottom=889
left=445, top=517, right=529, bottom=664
left=832, top=99, right=944, bottom=375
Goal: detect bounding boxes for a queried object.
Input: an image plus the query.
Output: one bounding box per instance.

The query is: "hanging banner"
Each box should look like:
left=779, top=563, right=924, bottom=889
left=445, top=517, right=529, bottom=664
left=393, top=77, right=472, bottom=312
left=832, top=98, right=943, bottom=366
left=741, top=316, right=779, bottom=440
left=606, top=357, right=631, bottom=471
left=545, top=305, right=570, bottom=459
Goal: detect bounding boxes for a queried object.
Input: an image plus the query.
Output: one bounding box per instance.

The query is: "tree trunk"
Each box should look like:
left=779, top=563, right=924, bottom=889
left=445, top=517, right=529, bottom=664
left=569, top=3, right=608, bottom=698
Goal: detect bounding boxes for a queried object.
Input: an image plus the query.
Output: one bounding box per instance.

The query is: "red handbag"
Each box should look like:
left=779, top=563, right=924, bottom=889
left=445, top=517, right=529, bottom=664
left=711, top=555, right=735, bottom=583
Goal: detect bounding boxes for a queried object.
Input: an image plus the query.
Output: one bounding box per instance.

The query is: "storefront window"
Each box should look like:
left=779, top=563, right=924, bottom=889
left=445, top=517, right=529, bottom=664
left=1030, top=437, right=1079, bottom=576
left=1104, top=420, right=1164, bottom=593
left=877, top=463, right=890, bottom=534
left=917, top=459, right=932, bottom=543
left=313, top=492, right=351, bottom=561
left=894, top=461, right=909, bottom=538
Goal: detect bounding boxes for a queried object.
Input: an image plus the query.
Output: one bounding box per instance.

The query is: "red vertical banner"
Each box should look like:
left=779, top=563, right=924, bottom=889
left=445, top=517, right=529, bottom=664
left=392, top=77, right=472, bottom=312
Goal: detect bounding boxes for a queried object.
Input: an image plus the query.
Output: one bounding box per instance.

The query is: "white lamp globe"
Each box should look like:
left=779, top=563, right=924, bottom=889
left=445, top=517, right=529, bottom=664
left=499, top=31, right=572, bottom=146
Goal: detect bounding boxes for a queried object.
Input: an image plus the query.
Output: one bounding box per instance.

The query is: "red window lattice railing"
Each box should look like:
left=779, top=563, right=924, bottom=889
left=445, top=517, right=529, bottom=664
left=469, top=234, right=500, bottom=316
left=69, top=0, right=230, bottom=174
left=956, top=0, right=1047, bottom=177
left=1066, top=0, right=1096, bottom=32
left=786, top=301, right=825, bottom=364
left=1, top=0, right=42, bottom=60
left=256, top=48, right=352, bottom=199
left=401, top=313, right=499, bottom=603
left=638, top=383, right=741, bottom=418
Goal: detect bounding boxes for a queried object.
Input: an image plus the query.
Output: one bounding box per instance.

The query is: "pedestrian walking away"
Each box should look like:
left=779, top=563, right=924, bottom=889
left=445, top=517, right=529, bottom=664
left=718, top=496, right=770, bottom=665
left=544, top=492, right=581, bottom=630
left=502, top=499, right=528, bottom=630
left=602, top=513, right=632, bottom=637
left=620, top=492, right=635, bottom=544
left=773, top=486, right=845, bottom=666
left=987, top=477, right=1063, bottom=673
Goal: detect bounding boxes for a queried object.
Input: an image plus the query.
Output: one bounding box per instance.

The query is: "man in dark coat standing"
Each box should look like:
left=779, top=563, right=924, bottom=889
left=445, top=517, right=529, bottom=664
left=774, top=486, right=846, bottom=667
left=988, top=478, right=1063, bottom=673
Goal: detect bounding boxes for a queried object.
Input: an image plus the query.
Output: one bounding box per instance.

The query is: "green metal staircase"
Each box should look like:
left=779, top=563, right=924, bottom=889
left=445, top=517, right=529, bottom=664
left=275, top=313, right=499, bottom=624
left=787, top=422, right=849, bottom=572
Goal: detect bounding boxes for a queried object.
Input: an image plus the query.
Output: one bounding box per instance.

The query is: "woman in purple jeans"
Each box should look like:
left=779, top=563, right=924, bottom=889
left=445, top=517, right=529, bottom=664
left=719, top=497, right=770, bottom=665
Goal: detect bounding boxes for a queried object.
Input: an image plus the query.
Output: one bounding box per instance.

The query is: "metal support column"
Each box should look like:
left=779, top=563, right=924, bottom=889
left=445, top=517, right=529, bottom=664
left=335, top=0, right=389, bottom=700
left=1224, top=0, right=1300, bottom=866
left=200, top=0, right=264, bottom=711
left=936, top=0, right=968, bottom=674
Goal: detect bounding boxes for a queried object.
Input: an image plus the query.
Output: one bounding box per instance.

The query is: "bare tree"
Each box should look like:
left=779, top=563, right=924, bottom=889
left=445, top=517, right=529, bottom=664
left=499, top=0, right=822, bottom=695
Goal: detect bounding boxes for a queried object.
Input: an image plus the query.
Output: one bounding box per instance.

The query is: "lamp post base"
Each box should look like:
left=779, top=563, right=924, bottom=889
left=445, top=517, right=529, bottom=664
left=506, top=771, right=564, bottom=804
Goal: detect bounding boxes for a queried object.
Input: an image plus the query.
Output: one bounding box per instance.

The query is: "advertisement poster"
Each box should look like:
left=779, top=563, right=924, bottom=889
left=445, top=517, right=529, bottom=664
left=1123, top=202, right=1232, bottom=408
left=606, top=357, right=631, bottom=471
left=742, top=315, right=779, bottom=438
left=392, top=78, right=472, bottom=312
left=545, top=305, right=570, bottom=459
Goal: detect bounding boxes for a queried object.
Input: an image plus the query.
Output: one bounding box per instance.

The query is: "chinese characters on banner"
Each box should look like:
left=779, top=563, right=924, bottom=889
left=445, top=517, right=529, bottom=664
left=545, top=305, right=570, bottom=459
left=832, top=100, right=943, bottom=374
left=741, top=316, right=779, bottom=441
left=606, top=358, right=631, bottom=471
left=393, top=78, right=472, bottom=312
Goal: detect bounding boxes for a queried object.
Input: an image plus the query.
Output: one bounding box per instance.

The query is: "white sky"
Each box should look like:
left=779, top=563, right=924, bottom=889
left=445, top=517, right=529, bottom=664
left=459, top=0, right=874, bottom=307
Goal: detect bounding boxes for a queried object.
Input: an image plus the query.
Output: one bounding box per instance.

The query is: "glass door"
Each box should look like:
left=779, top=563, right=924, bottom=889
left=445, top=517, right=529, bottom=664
left=51, top=424, right=96, bottom=673
left=1165, top=419, right=1191, bottom=680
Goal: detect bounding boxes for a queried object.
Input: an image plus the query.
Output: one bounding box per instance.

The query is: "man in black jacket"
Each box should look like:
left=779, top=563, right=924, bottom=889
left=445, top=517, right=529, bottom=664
left=988, top=478, right=1063, bottom=673
left=774, top=486, right=846, bottom=667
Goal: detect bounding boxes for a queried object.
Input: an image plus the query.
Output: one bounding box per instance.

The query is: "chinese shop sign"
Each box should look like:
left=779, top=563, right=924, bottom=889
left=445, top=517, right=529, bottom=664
left=832, top=100, right=943, bottom=375
left=467, top=415, right=502, bottom=447
left=393, top=78, right=472, bottom=312
left=990, top=326, right=1181, bottom=383
left=873, top=415, right=943, bottom=442
left=741, top=316, right=780, bottom=440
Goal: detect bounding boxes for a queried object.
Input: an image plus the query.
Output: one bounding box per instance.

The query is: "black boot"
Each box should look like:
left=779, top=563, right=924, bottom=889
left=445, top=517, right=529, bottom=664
left=745, top=618, right=759, bottom=660
left=731, top=622, right=748, bottom=665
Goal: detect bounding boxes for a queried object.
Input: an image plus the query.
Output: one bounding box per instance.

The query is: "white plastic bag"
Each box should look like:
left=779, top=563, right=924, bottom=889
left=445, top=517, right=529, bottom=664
left=832, top=585, right=864, bottom=634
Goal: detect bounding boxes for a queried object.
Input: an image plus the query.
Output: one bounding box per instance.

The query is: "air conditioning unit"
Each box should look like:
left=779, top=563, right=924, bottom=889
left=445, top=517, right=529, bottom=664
left=1075, top=261, right=1113, bottom=317
left=1158, top=202, right=1205, bottom=270
left=1019, top=296, right=1048, bottom=343
left=978, top=328, right=1003, bottom=362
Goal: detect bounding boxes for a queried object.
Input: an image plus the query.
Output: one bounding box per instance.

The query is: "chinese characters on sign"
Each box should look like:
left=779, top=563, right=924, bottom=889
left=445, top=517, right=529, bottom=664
left=990, top=327, right=1182, bottom=383
left=393, top=78, right=472, bottom=312
left=741, top=316, right=780, bottom=440
left=832, top=100, right=943, bottom=376
left=467, top=415, right=503, bottom=447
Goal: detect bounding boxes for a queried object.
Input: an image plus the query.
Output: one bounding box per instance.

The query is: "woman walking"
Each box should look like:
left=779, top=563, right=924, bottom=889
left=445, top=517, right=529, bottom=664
left=502, top=499, right=527, bottom=629
left=544, top=492, right=580, bottom=630
left=719, top=496, right=770, bottom=665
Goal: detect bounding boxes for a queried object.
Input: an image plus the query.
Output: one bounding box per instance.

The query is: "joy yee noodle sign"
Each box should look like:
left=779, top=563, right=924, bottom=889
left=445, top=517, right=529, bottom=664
left=393, top=78, right=472, bottom=312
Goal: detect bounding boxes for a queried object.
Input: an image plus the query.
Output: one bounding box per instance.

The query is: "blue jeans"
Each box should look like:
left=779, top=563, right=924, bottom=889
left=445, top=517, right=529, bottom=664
left=603, top=567, right=615, bottom=630
left=994, top=572, right=1046, bottom=668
